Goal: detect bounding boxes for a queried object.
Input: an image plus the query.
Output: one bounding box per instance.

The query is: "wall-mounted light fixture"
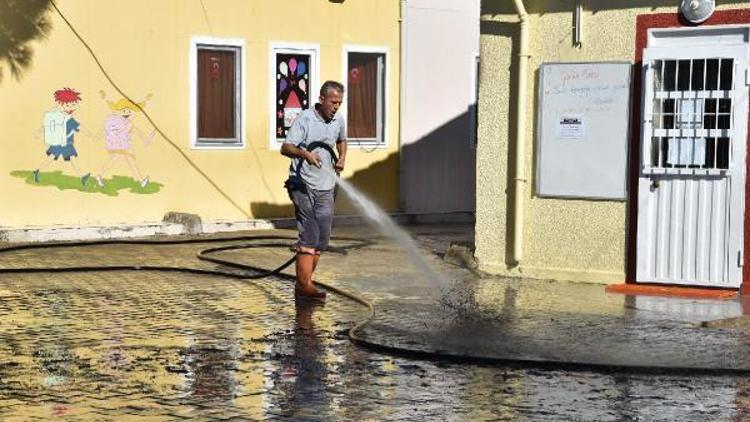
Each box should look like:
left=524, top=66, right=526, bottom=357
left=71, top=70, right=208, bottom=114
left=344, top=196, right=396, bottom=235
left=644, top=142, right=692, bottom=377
left=680, top=0, right=715, bottom=24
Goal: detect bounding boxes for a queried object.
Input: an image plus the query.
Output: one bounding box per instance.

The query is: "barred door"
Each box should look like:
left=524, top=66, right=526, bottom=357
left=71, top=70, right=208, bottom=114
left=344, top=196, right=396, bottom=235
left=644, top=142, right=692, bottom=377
left=636, top=44, right=749, bottom=287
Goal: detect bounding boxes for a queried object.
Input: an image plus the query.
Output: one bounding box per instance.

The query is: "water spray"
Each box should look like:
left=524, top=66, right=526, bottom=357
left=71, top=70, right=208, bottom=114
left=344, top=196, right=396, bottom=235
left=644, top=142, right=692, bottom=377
left=303, top=143, right=449, bottom=285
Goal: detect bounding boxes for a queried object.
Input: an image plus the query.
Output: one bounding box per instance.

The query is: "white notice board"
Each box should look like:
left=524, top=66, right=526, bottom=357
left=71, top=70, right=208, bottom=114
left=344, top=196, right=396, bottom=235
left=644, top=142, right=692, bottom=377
left=536, top=62, right=632, bottom=200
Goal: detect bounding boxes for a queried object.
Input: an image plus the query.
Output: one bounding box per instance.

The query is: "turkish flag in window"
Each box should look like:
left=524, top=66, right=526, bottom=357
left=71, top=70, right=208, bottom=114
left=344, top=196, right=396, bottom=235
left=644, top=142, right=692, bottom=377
left=198, top=49, right=236, bottom=139
left=347, top=52, right=382, bottom=139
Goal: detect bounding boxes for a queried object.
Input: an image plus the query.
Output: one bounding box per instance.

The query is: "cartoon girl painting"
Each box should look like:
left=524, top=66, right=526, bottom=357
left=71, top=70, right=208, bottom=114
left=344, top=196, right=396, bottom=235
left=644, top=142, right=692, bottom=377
left=95, top=91, right=156, bottom=188
left=33, top=88, right=93, bottom=186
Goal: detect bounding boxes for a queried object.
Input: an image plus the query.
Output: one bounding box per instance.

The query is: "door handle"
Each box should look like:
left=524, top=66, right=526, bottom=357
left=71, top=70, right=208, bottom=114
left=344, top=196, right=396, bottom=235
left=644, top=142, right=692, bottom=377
left=650, top=179, right=660, bottom=191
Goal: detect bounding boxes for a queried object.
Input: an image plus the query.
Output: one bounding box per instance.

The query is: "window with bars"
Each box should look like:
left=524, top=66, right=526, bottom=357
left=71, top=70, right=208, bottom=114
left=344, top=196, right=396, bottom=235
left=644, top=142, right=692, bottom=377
left=647, top=58, right=734, bottom=171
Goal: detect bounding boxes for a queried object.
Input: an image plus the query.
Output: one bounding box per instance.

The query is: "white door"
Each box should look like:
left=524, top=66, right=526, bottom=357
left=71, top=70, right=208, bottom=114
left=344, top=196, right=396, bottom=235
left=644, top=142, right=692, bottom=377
left=636, top=41, right=749, bottom=288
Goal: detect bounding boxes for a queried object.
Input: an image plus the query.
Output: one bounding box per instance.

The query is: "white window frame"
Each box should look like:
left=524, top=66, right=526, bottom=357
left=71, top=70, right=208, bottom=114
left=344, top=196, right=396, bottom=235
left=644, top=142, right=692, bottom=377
left=269, top=42, right=320, bottom=150
left=341, top=45, right=389, bottom=149
left=189, top=36, right=246, bottom=150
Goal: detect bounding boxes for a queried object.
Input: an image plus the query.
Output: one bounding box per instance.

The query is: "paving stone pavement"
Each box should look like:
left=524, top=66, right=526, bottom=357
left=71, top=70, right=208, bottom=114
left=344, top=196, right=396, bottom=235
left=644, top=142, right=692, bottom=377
left=0, top=268, right=366, bottom=419
left=2, top=224, right=750, bottom=420
left=0, top=233, right=363, bottom=420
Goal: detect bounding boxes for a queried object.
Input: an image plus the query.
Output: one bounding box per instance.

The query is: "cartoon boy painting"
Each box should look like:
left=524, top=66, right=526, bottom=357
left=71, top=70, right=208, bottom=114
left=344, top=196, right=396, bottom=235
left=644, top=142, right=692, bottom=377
left=34, top=88, right=92, bottom=186
left=95, top=91, right=155, bottom=188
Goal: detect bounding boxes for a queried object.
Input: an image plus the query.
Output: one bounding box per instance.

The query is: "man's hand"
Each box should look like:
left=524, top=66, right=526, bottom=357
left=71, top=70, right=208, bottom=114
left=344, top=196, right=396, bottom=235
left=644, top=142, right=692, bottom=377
left=334, top=158, right=345, bottom=174
left=281, top=143, right=322, bottom=168
left=305, top=151, right=322, bottom=168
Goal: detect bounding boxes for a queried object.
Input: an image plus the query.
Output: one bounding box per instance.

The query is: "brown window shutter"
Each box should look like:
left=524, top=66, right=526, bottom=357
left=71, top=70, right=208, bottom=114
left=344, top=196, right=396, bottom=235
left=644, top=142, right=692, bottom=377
left=198, top=48, right=236, bottom=139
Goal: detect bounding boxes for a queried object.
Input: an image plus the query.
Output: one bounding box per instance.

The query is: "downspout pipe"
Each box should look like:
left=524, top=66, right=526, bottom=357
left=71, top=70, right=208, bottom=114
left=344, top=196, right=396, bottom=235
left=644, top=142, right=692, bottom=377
left=398, top=0, right=407, bottom=212
left=512, top=0, right=530, bottom=266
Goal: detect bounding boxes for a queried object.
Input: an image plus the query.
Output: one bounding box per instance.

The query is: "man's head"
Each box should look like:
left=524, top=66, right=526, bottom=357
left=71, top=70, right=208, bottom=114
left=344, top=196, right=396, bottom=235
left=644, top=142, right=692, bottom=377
left=317, top=80, right=344, bottom=121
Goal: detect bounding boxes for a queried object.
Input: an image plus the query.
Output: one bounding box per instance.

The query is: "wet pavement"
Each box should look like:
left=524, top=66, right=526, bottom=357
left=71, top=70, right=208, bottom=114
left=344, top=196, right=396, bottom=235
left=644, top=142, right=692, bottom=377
left=1, top=224, right=750, bottom=420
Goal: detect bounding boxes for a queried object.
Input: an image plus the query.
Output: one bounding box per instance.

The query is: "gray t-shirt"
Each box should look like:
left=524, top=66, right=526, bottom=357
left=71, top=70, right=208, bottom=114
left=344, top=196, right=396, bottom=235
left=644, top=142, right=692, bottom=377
left=284, top=107, right=346, bottom=191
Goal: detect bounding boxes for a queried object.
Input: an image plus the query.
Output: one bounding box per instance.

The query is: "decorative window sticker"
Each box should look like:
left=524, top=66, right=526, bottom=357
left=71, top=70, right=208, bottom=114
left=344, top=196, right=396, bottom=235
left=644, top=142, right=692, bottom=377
left=275, top=53, right=310, bottom=140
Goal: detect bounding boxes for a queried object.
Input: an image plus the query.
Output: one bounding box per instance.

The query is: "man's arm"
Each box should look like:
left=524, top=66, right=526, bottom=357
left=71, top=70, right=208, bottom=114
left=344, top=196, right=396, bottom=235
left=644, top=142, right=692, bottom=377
left=281, top=143, right=321, bottom=168
left=335, top=139, right=347, bottom=173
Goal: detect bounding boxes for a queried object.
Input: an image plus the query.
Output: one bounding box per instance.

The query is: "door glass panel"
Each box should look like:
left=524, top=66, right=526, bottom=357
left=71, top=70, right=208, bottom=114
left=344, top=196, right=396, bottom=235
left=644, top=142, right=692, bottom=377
left=691, top=59, right=705, bottom=91
left=663, top=98, right=675, bottom=129
left=666, top=137, right=705, bottom=167
left=650, top=137, right=664, bottom=167
left=677, top=98, right=703, bottom=130
left=704, top=98, right=717, bottom=129
left=652, top=60, right=663, bottom=91
left=663, top=60, right=677, bottom=91
left=652, top=99, right=662, bottom=129
left=705, top=59, right=720, bottom=90
left=718, top=98, right=732, bottom=130
left=677, top=59, right=691, bottom=91
left=717, top=137, right=730, bottom=169
left=720, top=58, right=734, bottom=90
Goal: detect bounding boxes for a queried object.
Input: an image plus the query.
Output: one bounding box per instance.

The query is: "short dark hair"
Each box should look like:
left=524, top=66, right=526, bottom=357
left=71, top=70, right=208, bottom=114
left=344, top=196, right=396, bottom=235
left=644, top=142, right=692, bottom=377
left=320, top=80, right=344, bottom=97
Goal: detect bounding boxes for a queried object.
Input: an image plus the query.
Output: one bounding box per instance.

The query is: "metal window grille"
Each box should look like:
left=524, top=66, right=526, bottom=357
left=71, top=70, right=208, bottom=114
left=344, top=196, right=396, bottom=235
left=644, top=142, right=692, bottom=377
left=645, top=58, right=735, bottom=174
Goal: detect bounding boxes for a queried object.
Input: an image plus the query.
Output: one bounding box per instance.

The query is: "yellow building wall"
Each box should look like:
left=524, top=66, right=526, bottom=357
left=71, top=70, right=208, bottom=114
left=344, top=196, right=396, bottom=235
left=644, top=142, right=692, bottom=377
left=0, top=0, right=400, bottom=229
left=476, top=1, right=747, bottom=283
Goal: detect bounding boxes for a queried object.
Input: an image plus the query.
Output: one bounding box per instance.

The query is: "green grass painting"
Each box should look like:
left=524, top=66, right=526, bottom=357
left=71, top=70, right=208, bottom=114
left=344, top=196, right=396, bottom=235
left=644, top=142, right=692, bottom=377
left=10, top=170, right=163, bottom=196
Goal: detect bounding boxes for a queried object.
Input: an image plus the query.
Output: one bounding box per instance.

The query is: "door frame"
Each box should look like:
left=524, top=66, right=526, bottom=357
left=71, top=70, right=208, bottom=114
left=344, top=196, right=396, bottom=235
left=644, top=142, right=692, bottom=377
left=627, top=10, right=750, bottom=291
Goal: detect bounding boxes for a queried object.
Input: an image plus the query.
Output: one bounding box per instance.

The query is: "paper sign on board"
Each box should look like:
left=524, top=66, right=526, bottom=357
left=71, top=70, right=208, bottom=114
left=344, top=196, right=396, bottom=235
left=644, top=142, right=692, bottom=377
left=556, top=114, right=585, bottom=140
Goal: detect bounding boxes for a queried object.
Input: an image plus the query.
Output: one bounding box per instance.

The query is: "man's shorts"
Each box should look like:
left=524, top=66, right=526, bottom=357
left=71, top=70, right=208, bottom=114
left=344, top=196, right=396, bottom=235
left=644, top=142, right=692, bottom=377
left=288, top=188, right=335, bottom=251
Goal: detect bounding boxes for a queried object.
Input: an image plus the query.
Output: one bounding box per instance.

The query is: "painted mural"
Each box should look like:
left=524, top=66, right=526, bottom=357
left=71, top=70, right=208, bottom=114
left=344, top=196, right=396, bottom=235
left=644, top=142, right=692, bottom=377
left=32, top=88, right=92, bottom=185
left=97, top=91, right=156, bottom=189
left=11, top=88, right=162, bottom=196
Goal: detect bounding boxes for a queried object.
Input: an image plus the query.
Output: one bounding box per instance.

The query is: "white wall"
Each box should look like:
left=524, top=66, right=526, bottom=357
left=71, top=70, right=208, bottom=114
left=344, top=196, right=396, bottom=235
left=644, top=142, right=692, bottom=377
left=400, top=0, right=480, bottom=213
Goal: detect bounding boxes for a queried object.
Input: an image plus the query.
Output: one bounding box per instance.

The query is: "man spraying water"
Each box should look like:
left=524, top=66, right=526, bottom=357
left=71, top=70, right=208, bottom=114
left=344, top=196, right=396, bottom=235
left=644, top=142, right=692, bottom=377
left=281, top=81, right=347, bottom=300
